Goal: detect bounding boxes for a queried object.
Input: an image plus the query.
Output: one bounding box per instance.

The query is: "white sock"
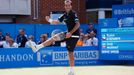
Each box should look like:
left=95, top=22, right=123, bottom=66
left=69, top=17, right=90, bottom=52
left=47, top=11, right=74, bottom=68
left=36, top=44, right=44, bottom=49
left=70, top=67, right=74, bottom=72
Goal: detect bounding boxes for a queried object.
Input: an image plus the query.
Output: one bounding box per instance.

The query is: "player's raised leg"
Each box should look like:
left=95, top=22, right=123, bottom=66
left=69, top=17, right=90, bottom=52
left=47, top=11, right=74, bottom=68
left=29, top=33, right=62, bottom=53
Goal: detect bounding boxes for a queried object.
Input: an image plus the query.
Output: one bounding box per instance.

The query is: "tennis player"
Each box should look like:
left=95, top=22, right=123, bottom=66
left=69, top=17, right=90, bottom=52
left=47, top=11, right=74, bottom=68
left=30, top=0, right=80, bottom=75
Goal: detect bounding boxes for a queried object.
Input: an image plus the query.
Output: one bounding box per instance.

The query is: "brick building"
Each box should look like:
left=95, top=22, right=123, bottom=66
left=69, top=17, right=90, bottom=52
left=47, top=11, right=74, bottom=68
left=1, top=0, right=130, bottom=24
left=16, top=0, right=86, bottom=24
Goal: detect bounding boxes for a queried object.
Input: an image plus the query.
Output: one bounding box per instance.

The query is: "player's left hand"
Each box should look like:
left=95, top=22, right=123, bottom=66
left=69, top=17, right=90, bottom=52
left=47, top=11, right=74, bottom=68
left=45, top=16, right=50, bottom=22
left=66, top=32, right=72, bottom=38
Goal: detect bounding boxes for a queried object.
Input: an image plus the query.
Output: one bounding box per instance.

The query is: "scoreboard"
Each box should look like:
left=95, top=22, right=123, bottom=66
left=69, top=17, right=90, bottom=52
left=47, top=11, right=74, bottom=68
left=100, top=27, right=134, bottom=60
left=99, top=17, right=134, bottom=60
left=100, top=4, right=134, bottom=60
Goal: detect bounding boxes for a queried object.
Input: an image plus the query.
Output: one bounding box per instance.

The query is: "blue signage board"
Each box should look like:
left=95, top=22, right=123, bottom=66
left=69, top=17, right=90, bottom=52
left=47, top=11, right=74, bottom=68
left=100, top=27, right=134, bottom=60
left=99, top=17, right=134, bottom=28
left=112, top=4, right=134, bottom=18
left=99, top=18, right=118, bottom=28
left=0, top=47, right=102, bottom=68
left=0, top=46, right=134, bottom=68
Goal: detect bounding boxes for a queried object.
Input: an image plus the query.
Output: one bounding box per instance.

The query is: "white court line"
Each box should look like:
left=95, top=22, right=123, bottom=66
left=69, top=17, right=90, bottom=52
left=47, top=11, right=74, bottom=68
left=0, top=66, right=134, bottom=75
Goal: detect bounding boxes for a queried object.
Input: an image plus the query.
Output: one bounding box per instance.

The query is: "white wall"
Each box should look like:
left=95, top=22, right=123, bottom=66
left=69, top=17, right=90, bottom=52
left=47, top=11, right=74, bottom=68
left=0, top=0, right=31, bottom=15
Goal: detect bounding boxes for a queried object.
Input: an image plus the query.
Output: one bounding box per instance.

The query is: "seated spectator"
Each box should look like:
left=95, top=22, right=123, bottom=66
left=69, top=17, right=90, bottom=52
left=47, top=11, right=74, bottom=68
left=0, top=35, right=18, bottom=48
left=25, top=35, right=36, bottom=48
left=0, top=35, right=17, bottom=48
left=0, top=29, right=5, bottom=41
left=8, top=38, right=18, bottom=48
left=80, top=29, right=84, bottom=35
left=1, top=35, right=10, bottom=48
left=86, top=23, right=97, bottom=35
left=37, top=34, right=48, bottom=44
left=76, top=33, right=84, bottom=46
left=83, top=34, right=90, bottom=46
left=16, top=28, right=28, bottom=47
left=84, top=31, right=98, bottom=46
left=0, top=29, right=5, bottom=48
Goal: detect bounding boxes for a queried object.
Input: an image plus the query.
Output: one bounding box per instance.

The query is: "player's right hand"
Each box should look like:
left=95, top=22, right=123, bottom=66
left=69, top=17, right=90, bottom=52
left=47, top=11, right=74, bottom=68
left=66, top=32, right=72, bottom=38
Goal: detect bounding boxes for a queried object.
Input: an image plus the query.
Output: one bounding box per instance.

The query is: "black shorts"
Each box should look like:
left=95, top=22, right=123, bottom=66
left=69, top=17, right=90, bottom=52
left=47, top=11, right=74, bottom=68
left=55, top=32, right=79, bottom=52
left=65, top=37, right=79, bottom=52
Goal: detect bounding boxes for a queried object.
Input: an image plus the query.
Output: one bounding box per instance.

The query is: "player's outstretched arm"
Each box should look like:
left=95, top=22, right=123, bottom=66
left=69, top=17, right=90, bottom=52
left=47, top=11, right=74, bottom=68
left=45, top=16, right=60, bottom=25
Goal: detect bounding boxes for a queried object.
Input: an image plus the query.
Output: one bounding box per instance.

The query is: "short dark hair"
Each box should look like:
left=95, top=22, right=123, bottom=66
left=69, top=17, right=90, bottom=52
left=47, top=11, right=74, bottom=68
left=64, top=0, right=72, bottom=4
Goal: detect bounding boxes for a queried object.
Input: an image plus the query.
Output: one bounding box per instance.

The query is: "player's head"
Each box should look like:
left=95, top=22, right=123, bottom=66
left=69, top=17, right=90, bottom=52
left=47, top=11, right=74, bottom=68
left=64, top=0, right=72, bottom=12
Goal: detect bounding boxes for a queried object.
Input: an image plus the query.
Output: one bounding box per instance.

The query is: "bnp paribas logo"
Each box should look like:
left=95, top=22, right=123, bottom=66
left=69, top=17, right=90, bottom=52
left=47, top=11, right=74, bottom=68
left=37, top=50, right=53, bottom=65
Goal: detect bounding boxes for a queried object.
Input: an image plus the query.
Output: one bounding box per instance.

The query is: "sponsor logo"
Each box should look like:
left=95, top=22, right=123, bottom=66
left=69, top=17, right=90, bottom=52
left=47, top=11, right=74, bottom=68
left=0, top=54, right=34, bottom=62
left=119, top=55, right=134, bottom=59
left=114, top=8, right=134, bottom=15
left=38, top=50, right=99, bottom=65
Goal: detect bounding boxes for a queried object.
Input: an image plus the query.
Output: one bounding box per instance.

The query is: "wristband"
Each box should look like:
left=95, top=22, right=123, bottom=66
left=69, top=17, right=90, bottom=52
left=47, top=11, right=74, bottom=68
left=48, top=19, right=53, bottom=23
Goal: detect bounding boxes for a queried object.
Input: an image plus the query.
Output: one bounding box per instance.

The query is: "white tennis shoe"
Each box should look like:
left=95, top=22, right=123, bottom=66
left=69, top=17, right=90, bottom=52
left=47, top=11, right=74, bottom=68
left=68, top=71, right=75, bottom=75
